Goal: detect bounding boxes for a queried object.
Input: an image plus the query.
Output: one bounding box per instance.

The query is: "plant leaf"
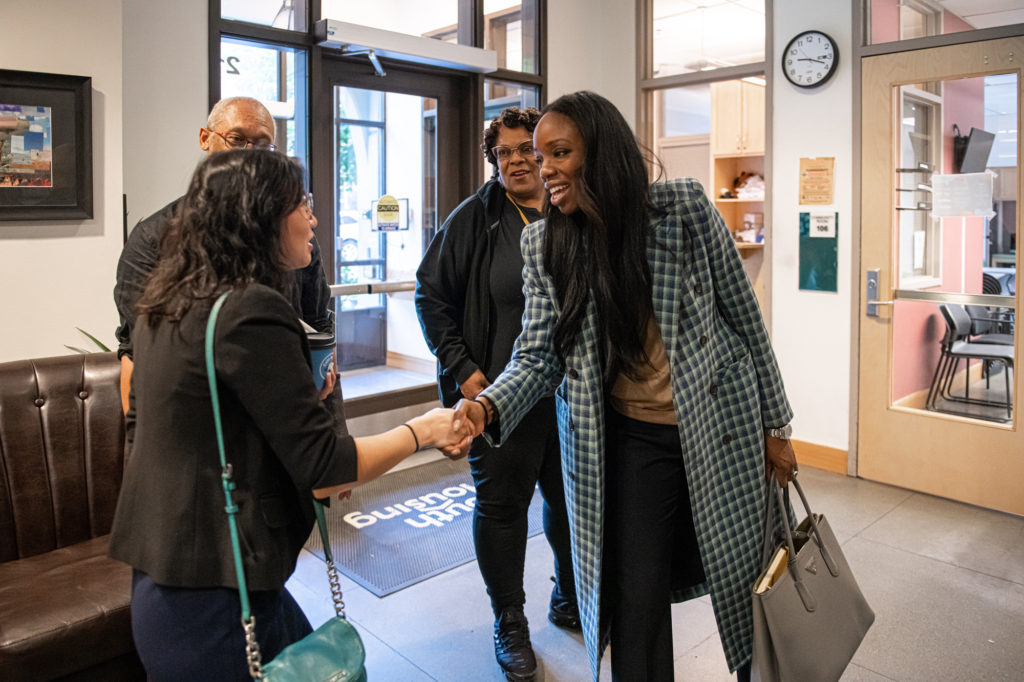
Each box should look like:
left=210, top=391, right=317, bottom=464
left=64, top=345, right=90, bottom=354
left=75, top=327, right=111, bottom=352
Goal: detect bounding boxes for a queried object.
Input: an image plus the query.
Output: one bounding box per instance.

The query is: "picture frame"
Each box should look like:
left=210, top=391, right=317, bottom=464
left=0, top=69, right=92, bottom=220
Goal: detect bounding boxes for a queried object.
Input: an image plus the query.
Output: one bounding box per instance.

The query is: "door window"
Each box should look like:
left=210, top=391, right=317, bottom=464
left=332, top=86, right=437, bottom=371
left=887, top=73, right=1017, bottom=425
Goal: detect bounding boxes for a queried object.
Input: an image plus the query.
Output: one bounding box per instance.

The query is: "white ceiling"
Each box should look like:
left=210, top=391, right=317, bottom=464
left=937, top=0, right=1024, bottom=29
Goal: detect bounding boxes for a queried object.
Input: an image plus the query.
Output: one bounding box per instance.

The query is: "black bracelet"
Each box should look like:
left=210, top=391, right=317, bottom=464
left=402, top=422, right=420, bottom=451
left=472, top=397, right=494, bottom=425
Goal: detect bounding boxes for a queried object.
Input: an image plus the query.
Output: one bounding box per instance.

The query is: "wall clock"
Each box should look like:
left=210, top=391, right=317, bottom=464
left=782, top=30, right=839, bottom=88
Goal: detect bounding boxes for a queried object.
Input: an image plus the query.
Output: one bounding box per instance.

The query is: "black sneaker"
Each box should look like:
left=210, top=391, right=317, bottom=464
left=493, top=607, right=537, bottom=681
left=547, top=596, right=581, bottom=631
left=548, top=579, right=581, bottom=631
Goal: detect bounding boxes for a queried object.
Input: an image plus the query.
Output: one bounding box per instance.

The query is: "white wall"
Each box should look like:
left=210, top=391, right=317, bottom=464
left=122, top=0, right=208, bottom=225
left=547, top=0, right=637, bottom=128
left=0, top=0, right=124, bottom=363
left=770, top=2, right=854, bottom=451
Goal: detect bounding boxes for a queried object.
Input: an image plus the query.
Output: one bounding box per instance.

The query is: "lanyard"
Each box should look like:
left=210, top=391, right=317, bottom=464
left=505, top=192, right=532, bottom=227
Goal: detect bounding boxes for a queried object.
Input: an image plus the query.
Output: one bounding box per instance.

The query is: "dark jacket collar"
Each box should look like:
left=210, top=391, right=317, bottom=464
left=476, top=176, right=508, bottom=227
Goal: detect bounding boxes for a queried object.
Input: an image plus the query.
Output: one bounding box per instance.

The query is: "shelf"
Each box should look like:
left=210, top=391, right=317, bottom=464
left=735, top=242, right=764, bottom=250
left=716, top=197, right=765, bottom=203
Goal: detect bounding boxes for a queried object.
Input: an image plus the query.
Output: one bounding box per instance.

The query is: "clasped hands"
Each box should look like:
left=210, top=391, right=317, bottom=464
left=433, top=396, right=491, bottom=459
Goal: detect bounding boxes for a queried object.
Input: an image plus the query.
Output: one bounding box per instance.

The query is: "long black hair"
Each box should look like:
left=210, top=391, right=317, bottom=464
left=137, top=149, right=306, bottom=321
left=541, top=91, right=654, bottom=383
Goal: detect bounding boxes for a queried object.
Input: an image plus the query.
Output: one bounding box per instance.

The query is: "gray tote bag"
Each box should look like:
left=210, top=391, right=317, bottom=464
left=751, top=476, right=875, bottom=682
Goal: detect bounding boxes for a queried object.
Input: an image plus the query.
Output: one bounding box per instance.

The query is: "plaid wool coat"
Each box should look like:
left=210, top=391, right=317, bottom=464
left=480, top=178, right=793, bottom=679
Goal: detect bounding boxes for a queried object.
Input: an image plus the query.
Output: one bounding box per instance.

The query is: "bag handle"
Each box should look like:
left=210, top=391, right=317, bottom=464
left=759, top=474, right=841, bottom=612
left=204, top=291, right=347, bottom=680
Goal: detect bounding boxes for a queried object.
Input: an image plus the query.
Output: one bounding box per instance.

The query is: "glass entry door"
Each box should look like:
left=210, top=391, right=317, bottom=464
left=313, top=58, right=478, bottom=400
left=859, top=36, right=1022, bottom=514
left=330, top=86, right=437, bottom=370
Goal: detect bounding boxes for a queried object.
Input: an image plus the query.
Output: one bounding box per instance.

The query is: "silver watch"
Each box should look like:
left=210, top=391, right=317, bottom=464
left=765, top=424, right=792, bottom=440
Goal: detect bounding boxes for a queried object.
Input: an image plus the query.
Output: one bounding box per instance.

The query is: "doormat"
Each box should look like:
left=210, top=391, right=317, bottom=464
left=304, top=457, right=543, bottom=597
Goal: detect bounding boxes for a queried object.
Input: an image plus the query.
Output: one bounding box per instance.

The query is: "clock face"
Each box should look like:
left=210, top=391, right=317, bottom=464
left=783, top=30, right=838, bottom=88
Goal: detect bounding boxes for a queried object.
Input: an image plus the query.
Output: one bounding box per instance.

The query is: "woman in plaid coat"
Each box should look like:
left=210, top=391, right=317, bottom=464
left=456, top=91, right=797, bottom=681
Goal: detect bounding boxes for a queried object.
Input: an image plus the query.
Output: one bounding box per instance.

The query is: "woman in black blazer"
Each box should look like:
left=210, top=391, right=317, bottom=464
left=108, top=150, right=469, bottom=681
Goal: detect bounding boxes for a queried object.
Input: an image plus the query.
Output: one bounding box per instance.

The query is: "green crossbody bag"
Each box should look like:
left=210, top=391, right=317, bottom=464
left=205, top=291, right=368, bottom=682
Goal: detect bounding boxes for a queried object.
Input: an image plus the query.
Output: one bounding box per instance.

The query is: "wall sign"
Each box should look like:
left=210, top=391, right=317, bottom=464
left=799, top=212, right=838, bottom=292
left=798, top=156, right=834, bottom=205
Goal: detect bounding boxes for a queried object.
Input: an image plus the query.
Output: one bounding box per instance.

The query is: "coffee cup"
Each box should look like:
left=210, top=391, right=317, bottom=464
left=307, top=332, right=335, bottom=391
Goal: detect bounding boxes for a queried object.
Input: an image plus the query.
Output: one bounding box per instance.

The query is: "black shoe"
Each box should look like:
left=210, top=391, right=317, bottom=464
left=547, top=597, right=581, bottom=631
left=548, top=578, right=581, bottom=631
left=494, top=607, right=537, bottom=681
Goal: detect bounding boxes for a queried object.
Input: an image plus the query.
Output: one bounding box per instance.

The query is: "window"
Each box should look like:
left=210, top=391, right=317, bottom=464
left=484, top=1, right=539, bottom=73
left=652, top=0, right=764, bottom=77
left=219, top=37, right=309, bottom=165
left=320, top=0, right=460, bottom=41
left=897, top=86, right=942, bottom=287
left=222, top=0, right=309, bottom=30
left=866, top=0, right=1024, bottom=45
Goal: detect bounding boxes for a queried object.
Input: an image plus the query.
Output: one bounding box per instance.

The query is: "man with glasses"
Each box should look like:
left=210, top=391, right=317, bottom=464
left=114, top=96, right=344, bottom=431
left=416, top=107, right=578, bottom=682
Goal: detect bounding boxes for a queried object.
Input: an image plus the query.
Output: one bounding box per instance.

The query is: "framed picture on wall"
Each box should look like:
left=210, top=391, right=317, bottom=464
left=0, top=69, right=92, bottom=220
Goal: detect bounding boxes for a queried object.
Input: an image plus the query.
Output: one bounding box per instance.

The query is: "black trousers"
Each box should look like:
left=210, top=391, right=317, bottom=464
left=469, top=396, right=575, bottom=615
left=605, top=409, right=705, bottom=681
left=130, top=570, right=313, bottom=681
left=605, top=410, right=752, bottom=682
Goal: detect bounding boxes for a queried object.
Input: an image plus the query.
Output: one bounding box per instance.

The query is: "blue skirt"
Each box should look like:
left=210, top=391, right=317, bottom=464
left=131, top=569, right=313, bottom=681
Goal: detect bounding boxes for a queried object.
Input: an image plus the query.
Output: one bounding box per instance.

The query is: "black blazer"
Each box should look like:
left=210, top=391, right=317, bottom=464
left=109, top=285, right=357, bottom=591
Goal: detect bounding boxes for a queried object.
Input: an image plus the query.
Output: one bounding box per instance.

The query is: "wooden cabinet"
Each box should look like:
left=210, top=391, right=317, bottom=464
left=709, top=79, right=767, bottom=310
left=710, top=80, right=765, bottom=156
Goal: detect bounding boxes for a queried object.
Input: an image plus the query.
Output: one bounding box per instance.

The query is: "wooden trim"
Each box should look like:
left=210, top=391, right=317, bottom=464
left=792, top=439, right=848, bottom=475
left=386, top=351, right=435, bottom=376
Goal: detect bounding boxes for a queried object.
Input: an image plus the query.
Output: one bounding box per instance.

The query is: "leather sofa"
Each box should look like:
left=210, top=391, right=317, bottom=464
left=0, top=352, right=144, bottom=680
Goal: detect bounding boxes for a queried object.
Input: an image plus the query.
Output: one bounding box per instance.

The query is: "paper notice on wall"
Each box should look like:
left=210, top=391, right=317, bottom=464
left=930, top=172, right=995, bottom=218
left=799, top=157, right=835, bottom=205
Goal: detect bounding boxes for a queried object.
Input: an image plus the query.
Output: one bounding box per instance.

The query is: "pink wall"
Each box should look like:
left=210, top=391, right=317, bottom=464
left=872, top=0, right=899, bottom=44
left=870, top=3, right=971, bottom=45
left=943, top=76, right=985, bottom=173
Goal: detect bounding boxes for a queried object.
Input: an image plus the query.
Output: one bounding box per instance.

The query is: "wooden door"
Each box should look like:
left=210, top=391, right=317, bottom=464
left=859, top=36, right=1023, bottom=514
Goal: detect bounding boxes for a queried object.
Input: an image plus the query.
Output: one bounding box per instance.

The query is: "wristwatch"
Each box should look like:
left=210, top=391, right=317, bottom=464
left=765, top=424, right=792, bottom=440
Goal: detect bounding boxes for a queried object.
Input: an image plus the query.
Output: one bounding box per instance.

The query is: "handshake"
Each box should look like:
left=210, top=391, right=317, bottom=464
left=419, top=397, right=494, bottom=460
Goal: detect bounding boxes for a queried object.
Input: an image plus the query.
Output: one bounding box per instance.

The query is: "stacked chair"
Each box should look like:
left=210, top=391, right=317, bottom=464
left=926, top=303, right=1014, bottom=422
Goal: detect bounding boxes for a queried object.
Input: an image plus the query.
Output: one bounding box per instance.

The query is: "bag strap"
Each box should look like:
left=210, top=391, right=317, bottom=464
left=204, top=292, right=264, bottom=678
left=758, top=474, right=842, bottom=612
left=204, top=292, right=347, bottom=681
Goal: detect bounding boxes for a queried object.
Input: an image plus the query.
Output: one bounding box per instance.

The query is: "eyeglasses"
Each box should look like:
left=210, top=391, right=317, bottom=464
left=493, top=142, right=534, bottom=162
left=300, top=193, right=314, bottom=217
left=206, top=128, right=276, bottom=152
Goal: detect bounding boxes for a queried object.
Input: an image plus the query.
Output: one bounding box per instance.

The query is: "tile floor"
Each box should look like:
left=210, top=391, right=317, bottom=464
left=287, top=463, right=1024, bottom=681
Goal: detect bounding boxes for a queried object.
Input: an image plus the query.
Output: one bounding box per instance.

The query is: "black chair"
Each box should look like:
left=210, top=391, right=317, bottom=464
left=982, top=272, right=1003, bottom=295
left=926, top=304, right=1013, bottom=421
